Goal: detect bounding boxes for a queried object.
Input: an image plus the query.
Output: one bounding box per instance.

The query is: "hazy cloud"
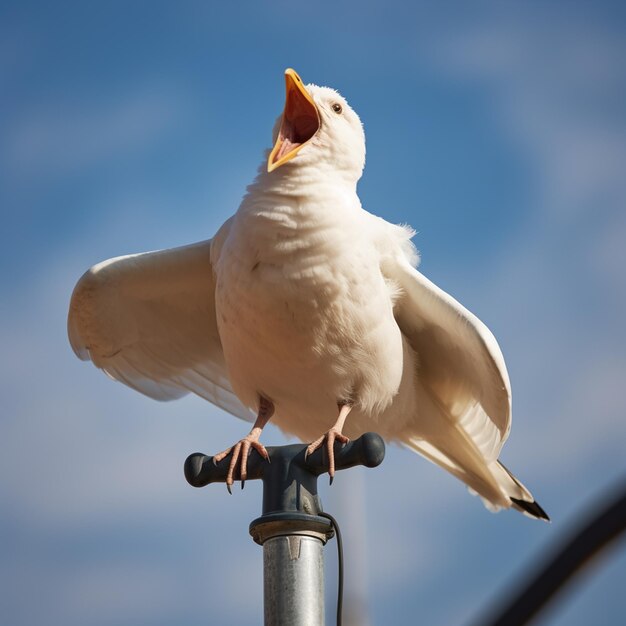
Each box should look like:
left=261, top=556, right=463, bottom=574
left=3, top=86, right=189, bottom=180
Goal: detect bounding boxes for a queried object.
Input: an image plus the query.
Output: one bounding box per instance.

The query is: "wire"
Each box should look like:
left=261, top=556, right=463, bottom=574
left=320, top=511, right=344, bottom=626
left=472, top=481, right=626, bottom=626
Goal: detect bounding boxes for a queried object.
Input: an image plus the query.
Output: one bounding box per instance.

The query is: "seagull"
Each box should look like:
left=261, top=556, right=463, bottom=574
left=68, top=68, right=548, bottom=520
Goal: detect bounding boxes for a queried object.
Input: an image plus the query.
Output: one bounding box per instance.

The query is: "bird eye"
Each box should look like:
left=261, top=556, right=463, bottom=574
left=331, top=103, right=343, bottom=114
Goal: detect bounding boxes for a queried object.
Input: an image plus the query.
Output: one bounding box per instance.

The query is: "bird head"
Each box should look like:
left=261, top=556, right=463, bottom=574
left=267, top=69, right=365, bottom=183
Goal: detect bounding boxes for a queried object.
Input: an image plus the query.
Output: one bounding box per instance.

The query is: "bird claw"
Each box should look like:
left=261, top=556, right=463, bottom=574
left=305, top=428, right=350, bottom=483
left=212, top=436, right=269, bottom=493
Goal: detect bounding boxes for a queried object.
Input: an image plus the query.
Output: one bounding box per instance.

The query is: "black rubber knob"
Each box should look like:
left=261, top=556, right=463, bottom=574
left=184, top=432, right=385, bottom=488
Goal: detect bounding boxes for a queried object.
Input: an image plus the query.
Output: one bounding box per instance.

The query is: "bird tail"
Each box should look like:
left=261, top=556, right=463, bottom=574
left=404, top=434, right=549, bottom=521
left=402, top=395, right=549, bottom=521
left=400, top=376, right=549, bottom=520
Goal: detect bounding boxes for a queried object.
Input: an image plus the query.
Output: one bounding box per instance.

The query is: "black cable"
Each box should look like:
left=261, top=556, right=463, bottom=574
left=320, top=511, right=344, bottom=626
left=472, top=481, right=626, bottom=626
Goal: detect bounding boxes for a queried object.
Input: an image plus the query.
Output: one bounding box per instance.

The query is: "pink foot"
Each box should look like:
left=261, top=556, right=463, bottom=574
left=305, top=428, right=350, bottom=484
left=213, top=435, right=269, bottom=493
left=305, top=403, right=353, bottom=483
left=213, top=397, right=274, bottom=493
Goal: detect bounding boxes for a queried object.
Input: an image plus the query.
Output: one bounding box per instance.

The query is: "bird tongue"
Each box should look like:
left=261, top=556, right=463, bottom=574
left=274, top=136, right=298, bottom=162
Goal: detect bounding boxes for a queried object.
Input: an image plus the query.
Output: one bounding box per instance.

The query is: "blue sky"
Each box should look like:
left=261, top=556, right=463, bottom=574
left=2, top=1, right=626, bottom=625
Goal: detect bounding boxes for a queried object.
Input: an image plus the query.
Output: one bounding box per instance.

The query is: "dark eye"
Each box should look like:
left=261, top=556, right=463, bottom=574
left=331, top=103, right=343, bottom=114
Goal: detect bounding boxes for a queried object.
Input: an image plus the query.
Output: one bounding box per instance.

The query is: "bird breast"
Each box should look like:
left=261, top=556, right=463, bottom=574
left=214, top=203, right=405, bottom=423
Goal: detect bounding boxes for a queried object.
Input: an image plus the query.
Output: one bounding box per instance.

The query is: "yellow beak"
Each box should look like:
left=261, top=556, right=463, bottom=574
left=267, top=69, right=321, bottom=173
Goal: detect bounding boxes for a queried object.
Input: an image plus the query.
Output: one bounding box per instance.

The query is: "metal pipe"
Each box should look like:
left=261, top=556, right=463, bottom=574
left=250, top=514, right=333, bottom=626
left=185, top=433, right=386, bottom=626
left=264, top=534, right=325, bottom=625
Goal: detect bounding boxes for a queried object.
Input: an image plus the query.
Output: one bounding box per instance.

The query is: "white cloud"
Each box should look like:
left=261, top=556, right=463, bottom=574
left=429, top=12, right=626, bottom=218
left=3, top=85, right=190, bottom=180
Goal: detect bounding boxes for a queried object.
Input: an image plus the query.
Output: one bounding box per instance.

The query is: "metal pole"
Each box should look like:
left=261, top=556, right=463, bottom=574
left=249, top=505, right=335, bottom=624
left=264, top=535, right=325, bottom=624
left=184, top=433, right=386, bottom=626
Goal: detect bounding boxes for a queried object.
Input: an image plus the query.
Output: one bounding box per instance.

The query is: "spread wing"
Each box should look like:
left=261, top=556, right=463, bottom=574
left=67, top=234, right=253, bottom=423
left=385, top=254, right=512, bottom=464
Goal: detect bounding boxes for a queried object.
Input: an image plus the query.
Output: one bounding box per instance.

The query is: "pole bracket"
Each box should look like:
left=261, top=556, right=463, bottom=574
left=184, top=431, right=385, bottom=531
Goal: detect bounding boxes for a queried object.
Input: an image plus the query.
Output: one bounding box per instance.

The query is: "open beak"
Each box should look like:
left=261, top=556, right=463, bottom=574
left=267, top=68, right=320, bottom=172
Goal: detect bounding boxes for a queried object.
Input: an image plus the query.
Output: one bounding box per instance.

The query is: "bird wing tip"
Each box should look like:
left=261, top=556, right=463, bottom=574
left=510, top=497, right=551, bottom=522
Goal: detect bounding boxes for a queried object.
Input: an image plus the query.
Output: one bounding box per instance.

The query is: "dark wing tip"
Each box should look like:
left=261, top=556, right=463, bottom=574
left=511, top=497, right=551, bottom=522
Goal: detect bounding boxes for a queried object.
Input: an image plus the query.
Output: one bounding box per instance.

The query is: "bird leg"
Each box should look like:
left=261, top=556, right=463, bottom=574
left=305, top=402, right=352, bottom=484
left=213, top=397, right=274, bottom=493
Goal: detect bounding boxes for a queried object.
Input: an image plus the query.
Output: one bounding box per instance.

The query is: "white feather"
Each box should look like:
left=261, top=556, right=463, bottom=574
left=68, top=237, right=254, bottom=422
left=68, top=76, right=545, bottom=517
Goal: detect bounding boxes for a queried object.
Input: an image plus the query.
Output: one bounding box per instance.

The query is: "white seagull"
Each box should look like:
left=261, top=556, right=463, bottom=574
left=68, top=69, right=548, bottom=519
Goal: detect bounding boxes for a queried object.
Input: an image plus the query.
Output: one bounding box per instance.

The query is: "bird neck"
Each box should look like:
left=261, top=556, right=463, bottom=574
left=233, top=161, right=363, bottom=256
left=248, top=151, right=360, bottom=196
